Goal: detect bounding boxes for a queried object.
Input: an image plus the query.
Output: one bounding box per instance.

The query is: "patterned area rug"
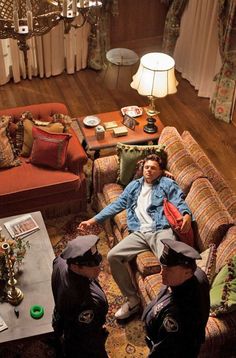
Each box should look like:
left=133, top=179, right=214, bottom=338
left=0, top=213, right=149, bottom=358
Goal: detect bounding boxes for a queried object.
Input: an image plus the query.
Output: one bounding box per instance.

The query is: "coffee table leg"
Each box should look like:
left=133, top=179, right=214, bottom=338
left=94, top=150, right=100, bottom=160
left=82, top=138, right=87, bottom=150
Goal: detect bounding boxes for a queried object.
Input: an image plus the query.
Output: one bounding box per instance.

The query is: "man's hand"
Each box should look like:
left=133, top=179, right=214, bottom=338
left=178, top=214, right=191, bottom=233
left=78, top=218, right=97, bottom=230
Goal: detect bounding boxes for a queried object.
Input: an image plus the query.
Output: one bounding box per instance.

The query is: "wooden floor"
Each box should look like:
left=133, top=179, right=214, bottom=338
left=0, top=37, right=235, bottom=193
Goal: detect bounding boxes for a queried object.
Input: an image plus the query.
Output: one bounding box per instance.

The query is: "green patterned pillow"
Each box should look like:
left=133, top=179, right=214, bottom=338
left=210, top=255, right=236, bottom=317
left=116, top=142, right=166, bottom=186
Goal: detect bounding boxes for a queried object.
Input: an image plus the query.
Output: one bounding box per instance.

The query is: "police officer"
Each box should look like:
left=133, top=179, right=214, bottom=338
left=142, top=239, right=210, bottom=358
left=51, top=235, right=109, bottom=358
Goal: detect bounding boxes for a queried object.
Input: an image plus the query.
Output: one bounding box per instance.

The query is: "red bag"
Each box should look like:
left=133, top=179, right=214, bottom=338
left=163, top=198, right=194, bottom=247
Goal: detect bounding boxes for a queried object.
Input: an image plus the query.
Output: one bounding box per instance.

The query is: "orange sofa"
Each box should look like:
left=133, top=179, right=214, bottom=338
left=0, top=103, right=88, bottom=218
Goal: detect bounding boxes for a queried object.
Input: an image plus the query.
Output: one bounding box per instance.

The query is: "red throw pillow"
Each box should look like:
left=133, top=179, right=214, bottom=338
left=30, top=127, right=71, bottom=169
left=163, top=198, right=194, bottom=247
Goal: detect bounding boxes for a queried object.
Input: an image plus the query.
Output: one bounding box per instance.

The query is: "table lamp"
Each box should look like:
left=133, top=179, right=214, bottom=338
left=131, top=52, right=178, bottom=133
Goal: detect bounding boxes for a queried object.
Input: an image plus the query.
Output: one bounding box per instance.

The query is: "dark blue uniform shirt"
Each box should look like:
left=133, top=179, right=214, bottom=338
left=51, top=256, right=109, bottom=357
left=142, top=267, right=210, bottom=358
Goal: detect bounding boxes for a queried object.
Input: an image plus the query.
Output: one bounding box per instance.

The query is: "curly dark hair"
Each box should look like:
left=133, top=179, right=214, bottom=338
left=143, top=153, right=167, bottom=170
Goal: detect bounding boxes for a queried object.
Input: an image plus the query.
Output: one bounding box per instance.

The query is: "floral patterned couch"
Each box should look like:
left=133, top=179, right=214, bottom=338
left=0, top=103, right=87, bottom=218
left=92, top=126, right=236, bottom=357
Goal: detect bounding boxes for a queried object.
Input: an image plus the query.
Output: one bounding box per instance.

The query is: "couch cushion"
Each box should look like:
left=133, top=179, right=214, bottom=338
left=215, top=226, right=236, bottom=273
left=186, top=178, right=234, bottom=251
left=116, top=142, right=166, bottom=186
left=158, top=126, right=204, bottom=193
left=0, top=116, right=20, bottom=168
left=136, top=251, right=161, bottom=276
left=21, top=118, right=64, bottom=157
left=210, top=255, right=236, bottom=317
left=0, top=157, right=80, bottom=204
left=182, top=131, right=236, bottom=220
left=30, top=127, right=71, bottom=169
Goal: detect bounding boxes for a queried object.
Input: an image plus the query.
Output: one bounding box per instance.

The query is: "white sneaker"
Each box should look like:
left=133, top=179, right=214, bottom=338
left=115, top=298, right=140, bottom=320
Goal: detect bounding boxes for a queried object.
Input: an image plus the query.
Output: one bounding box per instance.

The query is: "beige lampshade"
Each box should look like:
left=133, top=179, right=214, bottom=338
left=131, top=52, right=178, bottom=98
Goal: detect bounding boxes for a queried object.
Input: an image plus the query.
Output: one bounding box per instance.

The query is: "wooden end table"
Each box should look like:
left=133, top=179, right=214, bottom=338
left=0, top=211, right=55, bottom=345
left=77, top=110, right=164, bottom=158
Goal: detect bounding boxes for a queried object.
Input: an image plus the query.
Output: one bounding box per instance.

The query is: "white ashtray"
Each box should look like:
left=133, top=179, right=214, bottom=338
left=83, top=116, right=101, bottom=127
left=121, top=106, right=143, bottom=117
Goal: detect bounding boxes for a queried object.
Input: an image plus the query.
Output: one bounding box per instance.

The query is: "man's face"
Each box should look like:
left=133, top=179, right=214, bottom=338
left=78, top=264, right=102, bottom=279
left=71, top=254, right=102, bottom=279
left=143, top=160, right=162, bottom=183
left=161, top=265, right=191, bottom=286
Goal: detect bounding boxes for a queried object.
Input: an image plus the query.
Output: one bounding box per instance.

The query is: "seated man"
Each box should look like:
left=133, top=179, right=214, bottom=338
left=51, top=235, right=109, bottom=357
left=79, top=153, right=192, bottom=320
left=142, top=239, right=210, bottom=357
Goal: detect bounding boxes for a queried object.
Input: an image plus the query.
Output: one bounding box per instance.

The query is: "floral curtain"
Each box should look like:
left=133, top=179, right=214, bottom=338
left=88, top=0, right=119, bottom=70
left=210, top=0, right=236, bottom=123
left=162, top=0, right=189, bottom=55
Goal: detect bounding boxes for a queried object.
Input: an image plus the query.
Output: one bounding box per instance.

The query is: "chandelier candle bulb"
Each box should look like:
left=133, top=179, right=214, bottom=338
left=67, top=10, right=73, bottom=18
left=18, top=25, right=29, bottom=34
left=80, top=0, right=84, bottom=7
left=63, top=0, right=68, bottom=17
left=27, top=11, right=33, bottom=31
left=26, top=0, right=32, bottom=11
left=13, top=10, right=19, bottom=32
left=72, top=0, right=77, bottom=15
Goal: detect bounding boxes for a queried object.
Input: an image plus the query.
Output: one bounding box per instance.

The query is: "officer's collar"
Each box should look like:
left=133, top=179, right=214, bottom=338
left=170, top=274, right=196, bottom=292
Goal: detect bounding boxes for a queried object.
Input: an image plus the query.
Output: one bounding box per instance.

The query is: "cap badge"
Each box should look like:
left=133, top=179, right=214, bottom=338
left=78, top=310, right=94, bottom=324
left=163, top=316, right=179, bottom=332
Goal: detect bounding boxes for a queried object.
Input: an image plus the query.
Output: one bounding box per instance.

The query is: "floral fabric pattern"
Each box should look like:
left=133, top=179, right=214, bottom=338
left=162, top=0, right=189, bottom=55
left=210, top=0, right=236, bottom=123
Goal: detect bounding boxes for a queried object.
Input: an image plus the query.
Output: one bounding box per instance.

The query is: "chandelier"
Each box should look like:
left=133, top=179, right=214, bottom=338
left=0, top=0, right=103, bottom=70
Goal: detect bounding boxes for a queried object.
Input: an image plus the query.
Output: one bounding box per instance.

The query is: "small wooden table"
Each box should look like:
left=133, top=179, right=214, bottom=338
left=0, top=212, right=55, bottom=344
left=77, top=110, right=164, bottom=158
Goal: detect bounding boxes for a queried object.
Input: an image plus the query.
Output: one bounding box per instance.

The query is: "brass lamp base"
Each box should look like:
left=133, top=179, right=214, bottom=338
left=143, top=117, right=158, bottom=134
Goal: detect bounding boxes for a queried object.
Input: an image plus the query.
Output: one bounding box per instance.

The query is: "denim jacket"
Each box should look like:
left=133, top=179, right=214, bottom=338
left=94, top=176, right=192, bottom=232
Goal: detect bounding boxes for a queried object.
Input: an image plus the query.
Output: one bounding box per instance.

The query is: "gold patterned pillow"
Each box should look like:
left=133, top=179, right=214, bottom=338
left=0, top=116, right=20, bottom=168
left=21, top=113, right=65, bottom=157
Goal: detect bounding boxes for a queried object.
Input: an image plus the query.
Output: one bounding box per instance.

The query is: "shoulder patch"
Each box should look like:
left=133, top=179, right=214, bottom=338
left=163, top=316, right=179, bottom=332
left=78, top=310, right=94, bottom=324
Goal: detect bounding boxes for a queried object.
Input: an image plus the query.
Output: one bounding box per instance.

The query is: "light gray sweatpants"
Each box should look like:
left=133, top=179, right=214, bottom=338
left=107, top=228, right=176, bottom=299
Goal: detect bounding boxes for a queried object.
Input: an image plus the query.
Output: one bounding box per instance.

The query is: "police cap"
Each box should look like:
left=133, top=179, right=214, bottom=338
left=61, top=235, right=102, bottom=266
left=160, top=239, right=201, bottom=267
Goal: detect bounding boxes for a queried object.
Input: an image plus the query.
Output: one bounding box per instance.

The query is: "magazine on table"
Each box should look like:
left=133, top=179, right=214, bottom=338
left=4, top=214, right=39, bottom=239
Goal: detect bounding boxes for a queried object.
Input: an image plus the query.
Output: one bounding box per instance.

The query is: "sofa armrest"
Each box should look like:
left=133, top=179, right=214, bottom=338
left=93, top=155, right=119, bottom=193
left=66, top=127, right=88, bottom=174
